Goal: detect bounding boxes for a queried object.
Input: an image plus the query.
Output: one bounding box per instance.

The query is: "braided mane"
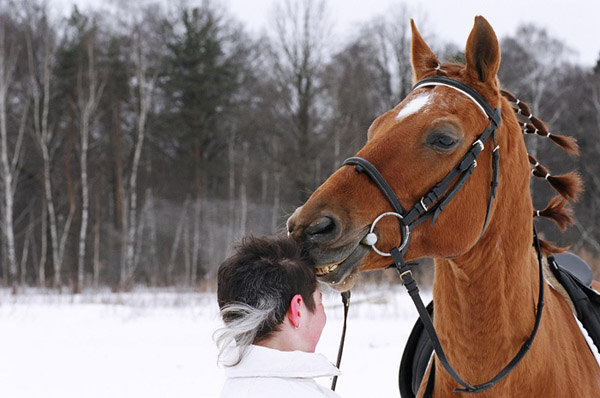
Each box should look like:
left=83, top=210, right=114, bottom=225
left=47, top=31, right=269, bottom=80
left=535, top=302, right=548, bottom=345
left=501, top=89, right=582, bottom=254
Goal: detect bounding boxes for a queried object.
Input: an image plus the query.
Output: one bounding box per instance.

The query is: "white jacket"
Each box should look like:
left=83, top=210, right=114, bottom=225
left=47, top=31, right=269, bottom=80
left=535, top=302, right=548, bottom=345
left=220, top=345, right=341, bottom=398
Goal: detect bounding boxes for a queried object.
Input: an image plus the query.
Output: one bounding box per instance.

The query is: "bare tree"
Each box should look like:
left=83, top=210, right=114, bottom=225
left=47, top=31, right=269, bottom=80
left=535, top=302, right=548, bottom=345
left=144, top=186, right=158, bottom=286
left=499, top=24, right=575, bottom=161
left=362, top=5, right=416, bottom=106
left=92, top=201, right=100, bottom=290
left=27, top=11, right=74, bottom=289
left=269, top=0, right=332, bottom=203
left=239, top=142, right=249, bottom=236
left=167, top=199, right=188, bottom=285
left=76, top=33, right=104, bottom=293
left=0, top=13, right=27, bottom=291
left=573, top=74, right=600, bottom=252
left=20, top=213, right=33, bottom=286
left=38, top=192, right=47, bottom=285
left=121, top=18, right=160, bottom=290
left=226, top=132, right=236, bottom=245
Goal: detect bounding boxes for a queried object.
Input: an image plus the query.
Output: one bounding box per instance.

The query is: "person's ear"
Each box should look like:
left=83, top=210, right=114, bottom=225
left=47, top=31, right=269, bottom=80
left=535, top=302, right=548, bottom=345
left=287, top=294, right=303, bottom=329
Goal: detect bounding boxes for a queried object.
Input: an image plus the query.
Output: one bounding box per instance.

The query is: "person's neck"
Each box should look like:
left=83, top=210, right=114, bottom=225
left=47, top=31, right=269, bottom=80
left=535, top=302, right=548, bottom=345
left=255, top=325, right=310, bottom=352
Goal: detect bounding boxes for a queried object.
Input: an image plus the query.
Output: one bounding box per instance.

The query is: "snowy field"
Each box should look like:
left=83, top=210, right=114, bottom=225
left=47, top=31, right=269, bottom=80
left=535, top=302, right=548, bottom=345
left=0, top=286, right=429, bottom=398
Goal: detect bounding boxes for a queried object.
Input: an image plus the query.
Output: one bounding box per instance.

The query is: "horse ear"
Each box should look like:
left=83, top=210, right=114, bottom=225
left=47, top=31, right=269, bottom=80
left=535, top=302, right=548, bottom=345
left=410, top=19, right=440, bottom=82
left=465, top=16, right=500, bottom=83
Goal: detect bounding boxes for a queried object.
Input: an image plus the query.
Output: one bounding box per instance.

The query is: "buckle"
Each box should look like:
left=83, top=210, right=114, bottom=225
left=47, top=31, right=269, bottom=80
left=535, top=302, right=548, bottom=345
left=399, top=269, right=412, bottom=279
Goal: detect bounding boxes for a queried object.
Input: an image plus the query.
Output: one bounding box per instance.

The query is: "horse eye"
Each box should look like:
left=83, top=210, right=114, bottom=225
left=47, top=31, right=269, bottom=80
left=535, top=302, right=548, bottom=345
left=427, top=133, right=458, bottom=150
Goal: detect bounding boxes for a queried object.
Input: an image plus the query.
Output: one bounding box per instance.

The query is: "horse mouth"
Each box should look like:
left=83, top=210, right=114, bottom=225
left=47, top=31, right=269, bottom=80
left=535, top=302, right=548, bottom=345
left=316, top=263, right=341, bottom=276
left=313, top=243, right=370, bottom=290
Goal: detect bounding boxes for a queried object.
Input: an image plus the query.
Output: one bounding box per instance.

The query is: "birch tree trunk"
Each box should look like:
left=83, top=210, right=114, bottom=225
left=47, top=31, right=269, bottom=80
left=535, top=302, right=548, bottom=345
left=110, top=96, right=125, bottom=280
left=226, top=133, right=235, bottom=246
left=27, top=28, right=70, bottom=289
left=183, top=212, right=191, bottom=286
left=77, top=89, right=90, bottom=293
left=20, top=219, right=33, bottom=287
left=168, top=200, right=188, bottom=286
left=145, top=187, right=158, bottom=286
left=76, top=39, right=104, bottom=293
left=132, top=195, right=148, bottom=273
left=191, top=195, right=200, bottom=285
left=239, top=142, right=248, bottom=236
left=121, top=28, right=159, bottom=290
left=0, top=17, right=20, bottom=291
left=39, top=194, right=47, bottom=286
left=42, top=132, right=63, bottom=288
left=93, top=205, right=100, bottom=291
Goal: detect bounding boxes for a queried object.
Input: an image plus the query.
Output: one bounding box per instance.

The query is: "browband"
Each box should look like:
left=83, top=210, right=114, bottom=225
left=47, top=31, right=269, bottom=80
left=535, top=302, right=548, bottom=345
left=413, top=76, right=501, bottom=127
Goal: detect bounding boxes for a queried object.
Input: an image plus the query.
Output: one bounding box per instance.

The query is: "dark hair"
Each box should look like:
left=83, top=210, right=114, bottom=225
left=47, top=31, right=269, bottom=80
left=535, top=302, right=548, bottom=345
left=217, top=235, right=317, bottom=343
left=214, top=235, right=319, bottom=366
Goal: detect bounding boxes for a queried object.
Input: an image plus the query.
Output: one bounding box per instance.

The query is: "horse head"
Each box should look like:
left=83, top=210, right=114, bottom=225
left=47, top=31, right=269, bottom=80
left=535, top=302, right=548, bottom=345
left=287, top=16, right=529, bottom=291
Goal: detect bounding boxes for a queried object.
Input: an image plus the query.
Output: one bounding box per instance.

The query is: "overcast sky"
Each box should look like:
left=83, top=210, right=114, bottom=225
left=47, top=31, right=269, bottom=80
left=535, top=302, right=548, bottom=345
left=53, top=0, right=599, bottom=67
left=225, top=0, right=600, bottom=67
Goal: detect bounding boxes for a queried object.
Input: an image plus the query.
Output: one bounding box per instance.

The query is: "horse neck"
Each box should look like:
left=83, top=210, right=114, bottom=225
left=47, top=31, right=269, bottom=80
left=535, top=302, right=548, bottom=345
left=432, top=109, right=539, bottom=382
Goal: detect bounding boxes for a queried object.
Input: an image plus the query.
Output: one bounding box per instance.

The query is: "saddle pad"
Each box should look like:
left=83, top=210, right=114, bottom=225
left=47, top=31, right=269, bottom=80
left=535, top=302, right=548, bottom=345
left=574, top=314, right=600, bottom=369
left=548, top=255, right=600, bottom=355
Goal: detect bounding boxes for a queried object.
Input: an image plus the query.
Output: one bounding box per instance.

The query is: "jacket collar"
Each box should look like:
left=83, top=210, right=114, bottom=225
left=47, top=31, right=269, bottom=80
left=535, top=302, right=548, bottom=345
left=225, top=345, right=340, bottom=379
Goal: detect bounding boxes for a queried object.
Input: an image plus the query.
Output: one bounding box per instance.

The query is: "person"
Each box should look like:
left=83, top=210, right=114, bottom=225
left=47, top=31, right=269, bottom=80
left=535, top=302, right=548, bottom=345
left=214, top=235, right=341, bottom=398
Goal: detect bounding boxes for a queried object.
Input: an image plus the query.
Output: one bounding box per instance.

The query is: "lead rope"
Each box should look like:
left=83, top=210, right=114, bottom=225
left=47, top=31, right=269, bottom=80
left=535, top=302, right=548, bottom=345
left=331, top=290, right=351, bottom=391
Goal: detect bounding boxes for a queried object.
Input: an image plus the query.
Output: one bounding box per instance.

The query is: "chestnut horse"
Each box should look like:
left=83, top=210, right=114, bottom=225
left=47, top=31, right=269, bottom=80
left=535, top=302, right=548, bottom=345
left=287, top=16, right=600, bottom=397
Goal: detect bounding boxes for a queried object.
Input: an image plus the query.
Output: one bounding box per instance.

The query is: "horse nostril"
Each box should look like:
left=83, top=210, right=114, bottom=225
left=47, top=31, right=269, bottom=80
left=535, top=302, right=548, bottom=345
left=305, top=216, right=338, bottom=242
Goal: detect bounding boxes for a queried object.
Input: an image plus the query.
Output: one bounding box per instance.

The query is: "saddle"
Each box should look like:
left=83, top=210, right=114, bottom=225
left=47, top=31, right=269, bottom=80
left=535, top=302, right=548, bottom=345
left=398, top=252, right=600, bottom=397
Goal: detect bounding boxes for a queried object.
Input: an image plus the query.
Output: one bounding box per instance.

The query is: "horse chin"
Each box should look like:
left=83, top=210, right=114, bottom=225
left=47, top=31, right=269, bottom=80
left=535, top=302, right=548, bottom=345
left=314, top=244, right=370, bottom=292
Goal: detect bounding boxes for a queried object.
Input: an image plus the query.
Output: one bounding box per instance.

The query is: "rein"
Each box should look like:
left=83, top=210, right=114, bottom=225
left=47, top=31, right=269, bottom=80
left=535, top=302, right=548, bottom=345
left=331, top=76, right=545, bottom=394
left=331, top=291, right=350, bottom=391
left=391, top=230, right=544, bottom=394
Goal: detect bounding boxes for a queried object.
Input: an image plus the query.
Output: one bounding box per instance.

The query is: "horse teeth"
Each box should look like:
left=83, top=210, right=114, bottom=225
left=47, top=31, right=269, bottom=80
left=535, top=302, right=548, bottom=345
left=316, top=263, right=340, bottom=276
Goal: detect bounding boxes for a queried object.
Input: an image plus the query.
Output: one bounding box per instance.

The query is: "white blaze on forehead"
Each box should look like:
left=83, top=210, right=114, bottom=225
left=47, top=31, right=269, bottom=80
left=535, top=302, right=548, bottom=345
left=396, top=92, right=432, bottom=121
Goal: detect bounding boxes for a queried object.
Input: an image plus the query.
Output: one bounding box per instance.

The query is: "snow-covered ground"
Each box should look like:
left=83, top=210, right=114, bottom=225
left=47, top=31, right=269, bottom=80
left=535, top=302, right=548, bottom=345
left=0, top=286, right=429, bottom=398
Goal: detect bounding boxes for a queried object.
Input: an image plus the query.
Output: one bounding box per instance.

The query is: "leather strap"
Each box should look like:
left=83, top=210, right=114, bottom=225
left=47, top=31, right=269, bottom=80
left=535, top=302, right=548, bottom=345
left=390, top=228, right=545, bottom=394
left=343, top=157, right=406, bottom=216
left=413, top=76, right=501, bottom=127
left=331, top=291, right=351, bottom=391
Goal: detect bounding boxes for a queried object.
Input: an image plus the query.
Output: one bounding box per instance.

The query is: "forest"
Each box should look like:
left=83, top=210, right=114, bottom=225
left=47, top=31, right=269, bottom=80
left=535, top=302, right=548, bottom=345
left=0, top=0, right=599, bottom=293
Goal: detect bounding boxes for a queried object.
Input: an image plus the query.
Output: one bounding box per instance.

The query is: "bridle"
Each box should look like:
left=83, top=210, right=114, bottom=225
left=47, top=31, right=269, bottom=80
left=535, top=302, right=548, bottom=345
left=346, top=76, right=501, bottom=248
left=331, top=76, right=545, bottom=394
